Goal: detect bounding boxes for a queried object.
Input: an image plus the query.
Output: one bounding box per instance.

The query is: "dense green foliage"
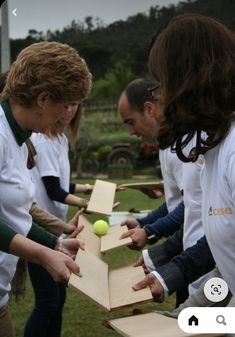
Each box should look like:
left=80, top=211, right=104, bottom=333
left=10, top=0, right=235, bottom=100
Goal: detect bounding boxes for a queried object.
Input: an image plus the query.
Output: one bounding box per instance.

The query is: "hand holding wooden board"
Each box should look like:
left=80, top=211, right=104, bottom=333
left=78, top=215, right=132, bottom=254
left=120, top=181, right=164, bottom=199
left=86, top=179, right=117, bottom=215
left=68, top=249, right=152, bottom=311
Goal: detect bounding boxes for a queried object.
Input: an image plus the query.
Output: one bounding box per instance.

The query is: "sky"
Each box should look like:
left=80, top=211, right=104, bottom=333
left=3, top=0, right=180, bottom=39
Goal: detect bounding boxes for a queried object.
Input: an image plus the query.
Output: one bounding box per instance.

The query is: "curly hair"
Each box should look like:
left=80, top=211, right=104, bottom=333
left=148, top=14, right=235, bottom=162
left=1, top=41, right=92, bottom=107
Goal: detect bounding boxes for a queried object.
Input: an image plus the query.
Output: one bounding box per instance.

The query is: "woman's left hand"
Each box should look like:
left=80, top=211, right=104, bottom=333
left=63, top=208, right=84, bottom=234
left=56, top=231, right=85, bottom=259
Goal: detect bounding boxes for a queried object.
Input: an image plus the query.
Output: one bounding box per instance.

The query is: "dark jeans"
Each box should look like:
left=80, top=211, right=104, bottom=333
left=24, top=263, right=66, bottom=337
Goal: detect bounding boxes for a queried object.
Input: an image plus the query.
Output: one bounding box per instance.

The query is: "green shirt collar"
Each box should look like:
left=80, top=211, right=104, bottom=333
left=0, top=99, right=31, bottom=146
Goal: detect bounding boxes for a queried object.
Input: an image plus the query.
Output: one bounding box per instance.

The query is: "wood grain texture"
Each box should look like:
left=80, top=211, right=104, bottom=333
left=77, top=216, right=132, bottom=255
left=109, top=265, right=153, bottom=310
left=68, top=249, right=110, bottom=310
left=87, top=179, right=116, bottom=215
left=68, top=248, right=153, bottom=311
left=121, top=181, right=164, bottom=191
left=77, top=215, right=101, bottom=258
left=109, top=312, right=224, bottom=337
left=100, top=224, right=132, bottom=253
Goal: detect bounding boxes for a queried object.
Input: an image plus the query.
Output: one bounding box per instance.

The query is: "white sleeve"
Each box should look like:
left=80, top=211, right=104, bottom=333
left=170, top=155, right=184, bottom=192
left=143, top=250, right=169, bottom=299
left=35, top=142, right=60, bottom=178
left=143, top=249, right=156, bottom=271
left=151, top=271, right=169, bottom=299
left=0, top=134, right=7, bottom=171
left=227, top=152, right=235, bottom=206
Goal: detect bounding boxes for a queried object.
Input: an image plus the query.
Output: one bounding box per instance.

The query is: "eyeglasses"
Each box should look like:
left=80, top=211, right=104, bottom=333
left=148, top=83, right=160, bottom=101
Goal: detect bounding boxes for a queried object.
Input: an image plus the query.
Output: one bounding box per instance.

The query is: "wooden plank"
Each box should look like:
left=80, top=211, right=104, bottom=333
left=68, top=251, right=152, bottom=311
left=121, top=181, right=164, bottom=191
left=108, top=211, right=151, bottom=226
left=108, top=211, right=136, bottom=226
left=87, top=179, right=116, bottom=215
left=109, top=312, right=224, bottom=337
left=68, top=249, right=110, bottom=311
left=77, top=215, right=101, bottom=258
left=100, top=224, right=132, bottom=253
left=77, top=216, right=131, bottom=255
left=109, top=265, right=153, bottom=310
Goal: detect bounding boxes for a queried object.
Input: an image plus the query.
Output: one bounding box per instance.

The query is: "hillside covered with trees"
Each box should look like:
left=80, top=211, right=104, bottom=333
left=10, top=0, right=235, bottom=100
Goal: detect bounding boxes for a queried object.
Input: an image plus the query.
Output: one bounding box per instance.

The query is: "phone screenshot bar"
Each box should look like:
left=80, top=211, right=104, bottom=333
left=178, top=307, right=235, bottom=333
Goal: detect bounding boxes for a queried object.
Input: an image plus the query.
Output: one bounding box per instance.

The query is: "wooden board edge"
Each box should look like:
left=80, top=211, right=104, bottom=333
left=100, top=237, right=132, bottom=253
left=68, top=280, right=111, bottom=312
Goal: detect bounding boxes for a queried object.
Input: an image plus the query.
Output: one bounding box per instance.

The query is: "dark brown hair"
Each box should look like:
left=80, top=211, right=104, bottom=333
left=124, top=78, right=157, bottom=114
left=148, top=14, right=235, bottom=161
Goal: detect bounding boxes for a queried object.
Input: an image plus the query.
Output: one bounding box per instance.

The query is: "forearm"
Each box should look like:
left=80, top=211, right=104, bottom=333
left=9, top=233, right=53, bottom=265
left=42, top=176, right=88, bottom=207
left=155, top=235, right=215, bottom=295
left=144, top=201, right=184, bottom=238
left=27, top=222, right=56, bottom=248
left=0, top=220, right=18, bottom=253
left=74, top=183, right=92, bottom=194
left=138, top=202, right=168, bottom=227
left=0, top=220, right=56, bottom=256
left=64, top=193, right=88, bottom=208
left=148, top=225, right=184, bottom=267
left=30, top=202, right=66, bottom=236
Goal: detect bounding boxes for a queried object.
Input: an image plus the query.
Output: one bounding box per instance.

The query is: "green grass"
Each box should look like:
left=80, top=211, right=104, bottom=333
left=9, top=178, right=175, bottom=337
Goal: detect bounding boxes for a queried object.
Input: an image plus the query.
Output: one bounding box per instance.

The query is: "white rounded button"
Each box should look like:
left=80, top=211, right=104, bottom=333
left=203, top=277, right=229, bottom=302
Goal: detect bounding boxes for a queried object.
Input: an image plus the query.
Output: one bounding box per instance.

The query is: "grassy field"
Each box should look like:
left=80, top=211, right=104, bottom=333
left=9, top=178, right=175, bottom=337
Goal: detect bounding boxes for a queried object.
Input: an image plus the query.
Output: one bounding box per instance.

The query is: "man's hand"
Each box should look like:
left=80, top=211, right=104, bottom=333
left=56, top=227, right=85, bottom=259
left=116, top=185, right=126, bottom=192
left=113, top=201, right=121, bottom=209
left=120, top=218, right=140, bottom=229
left=120, top=228, right=147, bottom=250
left=132, top=272, right=164, bottom=303
left=140, top=188, right=164, bottom=199
left=133, top=254, right=149, bottom=274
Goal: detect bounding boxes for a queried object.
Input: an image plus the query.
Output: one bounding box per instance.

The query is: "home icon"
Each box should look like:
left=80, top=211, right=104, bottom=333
left=188, top=315, right=199, bottom=326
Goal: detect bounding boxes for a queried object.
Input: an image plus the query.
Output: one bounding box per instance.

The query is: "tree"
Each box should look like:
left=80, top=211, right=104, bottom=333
left=90, top=62, right=135, bottom=100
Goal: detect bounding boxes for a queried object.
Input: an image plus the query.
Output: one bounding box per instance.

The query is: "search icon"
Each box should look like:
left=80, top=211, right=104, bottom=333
left=216, top=315, right=226, bottom=325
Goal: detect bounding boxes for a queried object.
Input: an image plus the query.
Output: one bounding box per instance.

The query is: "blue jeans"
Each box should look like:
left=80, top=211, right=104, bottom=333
left=24, top=263, right=66, bottom=337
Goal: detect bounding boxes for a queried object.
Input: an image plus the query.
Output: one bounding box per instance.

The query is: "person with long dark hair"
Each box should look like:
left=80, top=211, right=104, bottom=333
left=133, top=14, right=235, bottom=305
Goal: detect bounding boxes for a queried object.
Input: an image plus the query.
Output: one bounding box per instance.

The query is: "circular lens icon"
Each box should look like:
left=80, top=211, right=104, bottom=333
left=216, top=315, right=227, bottom=326
left=204, top=277, right=229, bottom=302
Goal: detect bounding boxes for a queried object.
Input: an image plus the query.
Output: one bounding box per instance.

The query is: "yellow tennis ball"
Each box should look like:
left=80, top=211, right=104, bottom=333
left=93, top=220, right=109, bottom=236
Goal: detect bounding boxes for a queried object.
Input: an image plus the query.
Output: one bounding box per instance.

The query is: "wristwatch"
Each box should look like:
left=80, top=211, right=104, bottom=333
left=144, top=227, right=158, bottom=245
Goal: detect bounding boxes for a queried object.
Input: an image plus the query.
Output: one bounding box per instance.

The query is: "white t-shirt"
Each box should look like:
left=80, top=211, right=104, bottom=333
left=201, top=122, right=235, bottom=295
left=159, top=148, right=183, bottom=212
left=183, top=157, right=204, bottom=250
left=182, top=135, right=213, bottom=295
left=30, top=133, right=70, bottom=221
left=0, top=106, right=35, bottom=308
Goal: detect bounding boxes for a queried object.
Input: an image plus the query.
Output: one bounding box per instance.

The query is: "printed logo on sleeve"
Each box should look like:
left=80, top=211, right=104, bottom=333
left=208, top=206, right=232, bottom=216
